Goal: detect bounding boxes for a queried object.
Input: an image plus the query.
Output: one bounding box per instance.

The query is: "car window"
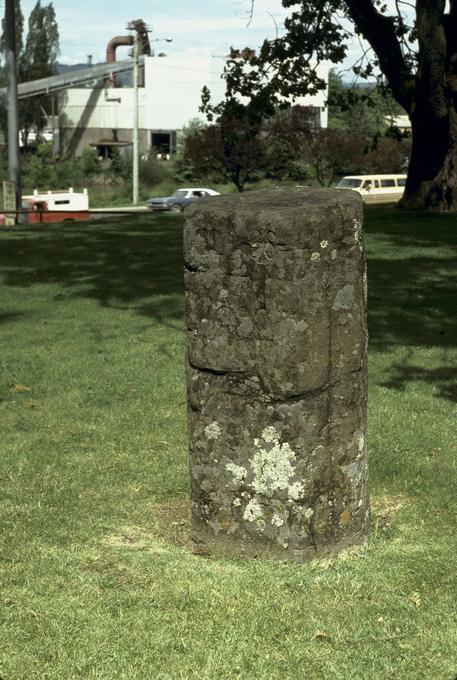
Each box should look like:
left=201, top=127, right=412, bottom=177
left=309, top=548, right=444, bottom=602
left=362, top=180, right=373, bottom=189
left=373, top=180, right=380, bottom=188
left=380, top=179, right=396, bottom=187
left=192, top=191, right=203, bottom=197
left=397, top=178, right=406, bottom=186
left=338, top=178, right=362, bottom=188
left=172, top=190, right=188, bottom=197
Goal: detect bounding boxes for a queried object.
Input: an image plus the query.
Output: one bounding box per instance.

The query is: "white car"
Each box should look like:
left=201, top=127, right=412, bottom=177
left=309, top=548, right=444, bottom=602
left=146, top=187, right=220, bottom=213
left=337, top=174, right=407, bottom=203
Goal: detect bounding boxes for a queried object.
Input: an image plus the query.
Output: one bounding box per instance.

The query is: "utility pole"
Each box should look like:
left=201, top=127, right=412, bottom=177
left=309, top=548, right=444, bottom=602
left=132, top=27, right=139, bottom=205
left=5, top=0, right=22, bottom=221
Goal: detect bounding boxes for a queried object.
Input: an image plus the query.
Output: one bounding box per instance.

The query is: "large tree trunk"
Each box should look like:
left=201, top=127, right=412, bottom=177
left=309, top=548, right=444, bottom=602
left=400, top=102, right=457, bottom=211
left=399, top=0, right=457, bottom=211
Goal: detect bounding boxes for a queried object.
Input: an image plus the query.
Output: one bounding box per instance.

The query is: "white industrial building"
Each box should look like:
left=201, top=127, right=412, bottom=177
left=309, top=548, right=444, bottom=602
left=58, top=55, right=329, bottom=159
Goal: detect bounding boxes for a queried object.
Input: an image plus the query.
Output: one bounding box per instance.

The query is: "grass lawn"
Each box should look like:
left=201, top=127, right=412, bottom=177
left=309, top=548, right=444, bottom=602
left=0, top=205, right=456, bottom=679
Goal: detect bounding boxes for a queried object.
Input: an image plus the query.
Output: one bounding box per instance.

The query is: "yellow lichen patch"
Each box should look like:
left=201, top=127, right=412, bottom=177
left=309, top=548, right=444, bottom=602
left=339, top=510, right=351, bottom=526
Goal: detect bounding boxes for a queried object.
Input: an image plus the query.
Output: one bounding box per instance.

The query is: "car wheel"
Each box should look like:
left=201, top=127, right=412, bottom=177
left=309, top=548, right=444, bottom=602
left=170, top=203, right=183, bottom=213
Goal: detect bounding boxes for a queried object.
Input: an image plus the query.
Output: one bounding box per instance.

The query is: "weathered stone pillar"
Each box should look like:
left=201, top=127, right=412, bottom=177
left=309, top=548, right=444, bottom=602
left=184, top=187, right=369, bottom=562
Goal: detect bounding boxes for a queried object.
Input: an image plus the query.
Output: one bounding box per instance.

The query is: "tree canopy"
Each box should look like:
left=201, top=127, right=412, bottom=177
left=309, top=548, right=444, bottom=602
left=183, top=106, right=314, bottom=191
left=1, top=0, right=59, bottom=145
left=220, top=1, right=457, bottom=211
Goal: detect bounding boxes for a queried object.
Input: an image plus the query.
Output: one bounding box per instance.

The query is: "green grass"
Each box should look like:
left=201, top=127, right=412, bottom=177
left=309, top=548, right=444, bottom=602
left=0, top=205, right=456, bottom=679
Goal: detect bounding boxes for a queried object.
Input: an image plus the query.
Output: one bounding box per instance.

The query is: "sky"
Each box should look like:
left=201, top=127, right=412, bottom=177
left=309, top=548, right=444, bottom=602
left=15, top=0, right=366, bottom=73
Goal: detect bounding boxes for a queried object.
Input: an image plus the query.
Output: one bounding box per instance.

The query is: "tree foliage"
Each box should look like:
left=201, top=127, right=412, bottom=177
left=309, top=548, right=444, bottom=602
left=327, top=69, right=405, bottom=141
left=0, top=0, right=24, bottom=56
left=183, top=106, right=314, bottom=191
left=0, top=0, right=59, bottom=145
left=220, top=1, right=457, bottom=211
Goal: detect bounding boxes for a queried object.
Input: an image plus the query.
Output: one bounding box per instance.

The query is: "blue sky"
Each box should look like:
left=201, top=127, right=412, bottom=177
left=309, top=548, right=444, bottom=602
left=18, top=0, right=292, bottom=64
left=15, top=0, right=368, bottom=73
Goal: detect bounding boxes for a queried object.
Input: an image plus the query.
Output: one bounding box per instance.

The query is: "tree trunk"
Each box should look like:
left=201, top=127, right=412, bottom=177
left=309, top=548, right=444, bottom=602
left=399, top=1, right=457, bottom=211
left=400, top=102, right=457, bottom=211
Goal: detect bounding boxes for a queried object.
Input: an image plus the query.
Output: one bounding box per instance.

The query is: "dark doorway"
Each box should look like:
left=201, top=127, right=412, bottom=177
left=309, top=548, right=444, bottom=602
left=151, top=131, right=172, bottom=156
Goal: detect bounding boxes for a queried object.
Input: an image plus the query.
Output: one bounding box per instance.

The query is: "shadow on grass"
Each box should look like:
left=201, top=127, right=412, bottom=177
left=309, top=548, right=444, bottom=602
left=380, top=363, right=457, bottom=402
left=1, top=207, right=456, bottom=398
left=364, top=205, right=457, bottom=401
left=0, top=311, right=25, bottom=326
left=367, top=254, right=457, bottom=350
left=0, top=215, right=185, bottom=325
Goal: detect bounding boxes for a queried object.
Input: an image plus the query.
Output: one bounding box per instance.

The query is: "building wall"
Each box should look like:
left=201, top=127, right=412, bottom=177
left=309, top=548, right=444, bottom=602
left=59, top=56, right=329, bottom=157
left=143, top=55, right=227, bottom=130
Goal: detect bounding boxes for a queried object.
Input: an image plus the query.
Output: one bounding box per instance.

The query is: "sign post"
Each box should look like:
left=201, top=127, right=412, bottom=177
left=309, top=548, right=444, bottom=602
left=2, top=180, right=17, bottom=226
left=5, top=0, right=22, bottom=219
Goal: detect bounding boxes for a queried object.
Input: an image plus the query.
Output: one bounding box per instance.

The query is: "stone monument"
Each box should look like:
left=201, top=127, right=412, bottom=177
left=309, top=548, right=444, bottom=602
left=184, top=187, right=369, bottom=562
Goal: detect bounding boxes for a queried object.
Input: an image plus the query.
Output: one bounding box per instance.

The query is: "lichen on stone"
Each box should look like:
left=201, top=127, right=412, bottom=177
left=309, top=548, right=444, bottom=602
left=243, top=497, right=263, bottom=522
left=226, top=462, right=247, bottom=485
left=353, top=218, right=363, bottom=249
left=250, top=427, right=304, bottom=500
left=332, top=284, right=354, bottom=311
left=357, top=433, right=365, bottom=452
left=271, top=512, right=285, bottom=527
left=205, top=422, right=222, bottom=440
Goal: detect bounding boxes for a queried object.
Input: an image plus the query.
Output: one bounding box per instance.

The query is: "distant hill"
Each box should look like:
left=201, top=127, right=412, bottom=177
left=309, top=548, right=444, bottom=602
left=57, top=63, right=103, bottom=73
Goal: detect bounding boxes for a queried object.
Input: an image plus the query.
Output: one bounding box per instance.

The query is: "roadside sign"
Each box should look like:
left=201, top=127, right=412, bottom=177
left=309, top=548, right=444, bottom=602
left=2, top=181, right=16, bottom=225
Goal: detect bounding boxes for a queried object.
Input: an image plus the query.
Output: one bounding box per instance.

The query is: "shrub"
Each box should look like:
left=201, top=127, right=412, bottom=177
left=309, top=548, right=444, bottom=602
left=139, top=153, right=169, bottom=186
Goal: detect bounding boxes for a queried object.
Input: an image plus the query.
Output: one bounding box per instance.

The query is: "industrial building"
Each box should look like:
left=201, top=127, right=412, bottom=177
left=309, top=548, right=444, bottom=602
left=0, top=20, right=329, bottom=160
left=58, top=53, right=329, bottom=159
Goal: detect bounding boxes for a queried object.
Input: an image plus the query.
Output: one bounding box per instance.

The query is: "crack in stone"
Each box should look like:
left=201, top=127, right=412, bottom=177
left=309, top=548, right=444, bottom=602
left=188, top=358, right=245, bottom=377
left=268, top=367, right=363, bottom=404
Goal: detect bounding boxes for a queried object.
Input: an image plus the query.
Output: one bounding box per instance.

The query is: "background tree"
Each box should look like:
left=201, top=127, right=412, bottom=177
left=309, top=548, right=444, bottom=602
left=174, top=117, right=207, bottom=182
left=322, top=68, right=411, bottom=182
left=0, top=1, right=59, bottom=146
left=262, top=105, right=314, bottom=180
left=221, top=1, right=457, bottom=212
left=183, top=113, right=265, bottom=191
left=0, top=0, right=24, bottom=57
left=304, top=129, right=364, bottom=186
left=19, top=1, right=59, bottom=146
left=327, top=69, right=405, bottom=141
left=184, top=104, right=314, bottom=191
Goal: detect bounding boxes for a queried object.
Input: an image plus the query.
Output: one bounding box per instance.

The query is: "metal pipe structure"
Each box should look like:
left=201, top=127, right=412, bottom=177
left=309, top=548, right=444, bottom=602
left=0, top=57, right=145, bottom=105
left=106, top=35, right=134, bottom=64
left=105, top=36, right=134, bottom=86
left=4, top=0, right=22, bottom=221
